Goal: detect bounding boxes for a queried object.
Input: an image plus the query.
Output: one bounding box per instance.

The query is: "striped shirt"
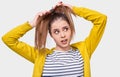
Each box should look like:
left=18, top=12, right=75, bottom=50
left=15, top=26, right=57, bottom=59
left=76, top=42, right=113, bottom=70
left=42, top=49, right=84, bottom=77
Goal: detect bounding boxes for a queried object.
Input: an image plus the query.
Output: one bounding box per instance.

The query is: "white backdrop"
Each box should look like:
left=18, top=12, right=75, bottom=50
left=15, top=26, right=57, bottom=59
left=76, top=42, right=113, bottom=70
left=0, top=0, right=120, bottom=77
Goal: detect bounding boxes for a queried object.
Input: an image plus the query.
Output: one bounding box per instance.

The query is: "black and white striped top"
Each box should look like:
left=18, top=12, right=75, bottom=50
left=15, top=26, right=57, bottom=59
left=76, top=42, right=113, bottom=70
left=42, top=49, right=84, bottom=77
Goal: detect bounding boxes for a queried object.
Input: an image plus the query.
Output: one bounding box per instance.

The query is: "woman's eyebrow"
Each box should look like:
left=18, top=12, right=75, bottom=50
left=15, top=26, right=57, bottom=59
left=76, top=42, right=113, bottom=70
left=53, top=28, right=59, bottom=31
left=62, top=26, right=69, bottom=29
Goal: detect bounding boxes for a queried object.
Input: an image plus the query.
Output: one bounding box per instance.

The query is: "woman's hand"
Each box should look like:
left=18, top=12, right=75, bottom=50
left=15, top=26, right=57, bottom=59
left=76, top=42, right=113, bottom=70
left=53, top=1, right=73, bottom=10
left=30, top=1, right=73, bottom=27
left=29, top=10, right=50, bottom=27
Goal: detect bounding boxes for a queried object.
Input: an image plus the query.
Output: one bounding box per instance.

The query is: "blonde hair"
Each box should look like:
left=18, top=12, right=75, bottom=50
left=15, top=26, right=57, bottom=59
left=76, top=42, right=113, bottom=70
left=35, top=6, right=76, bottom=51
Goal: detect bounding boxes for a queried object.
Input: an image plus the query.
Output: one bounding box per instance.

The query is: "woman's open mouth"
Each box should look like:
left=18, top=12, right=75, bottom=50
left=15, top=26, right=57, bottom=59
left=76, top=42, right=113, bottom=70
left=61, top=39, right=68, bottom=44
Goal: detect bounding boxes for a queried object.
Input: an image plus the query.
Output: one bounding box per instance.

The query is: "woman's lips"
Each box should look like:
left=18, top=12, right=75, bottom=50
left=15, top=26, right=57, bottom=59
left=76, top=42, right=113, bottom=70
left=61, top=39, right=67, bottom=44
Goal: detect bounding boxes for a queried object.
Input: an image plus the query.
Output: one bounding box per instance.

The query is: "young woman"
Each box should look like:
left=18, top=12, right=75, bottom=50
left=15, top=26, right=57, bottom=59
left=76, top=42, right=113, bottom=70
left=2, top=2, right=107, bottom=77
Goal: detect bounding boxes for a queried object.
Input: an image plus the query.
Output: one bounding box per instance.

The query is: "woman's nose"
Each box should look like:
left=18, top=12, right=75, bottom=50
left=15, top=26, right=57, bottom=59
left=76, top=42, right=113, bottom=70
left=60, top=32, right=65, bottom=38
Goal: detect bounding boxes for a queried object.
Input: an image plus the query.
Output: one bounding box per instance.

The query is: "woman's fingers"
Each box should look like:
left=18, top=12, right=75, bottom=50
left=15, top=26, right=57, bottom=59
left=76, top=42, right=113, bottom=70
left=37, top=10, right=50, bottom=17
left=30, top=1, right=72, bottom=27
left=52, top=1, right=72, bottom=10
left=30, top=10, right=50, bottom=27
left=52, top=1, right=62, bottom=9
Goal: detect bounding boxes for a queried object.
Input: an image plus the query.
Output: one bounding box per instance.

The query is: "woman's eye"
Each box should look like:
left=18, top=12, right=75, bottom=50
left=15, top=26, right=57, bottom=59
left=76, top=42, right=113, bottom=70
left=63, top=27, right=68, bottom=32
left=54, top=30, right=59, bottom=34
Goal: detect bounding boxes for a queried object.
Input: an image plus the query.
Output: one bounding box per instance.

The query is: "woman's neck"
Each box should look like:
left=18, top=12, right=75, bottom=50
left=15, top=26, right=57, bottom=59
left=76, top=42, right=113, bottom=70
left=55, top=46, right=71, bottom=52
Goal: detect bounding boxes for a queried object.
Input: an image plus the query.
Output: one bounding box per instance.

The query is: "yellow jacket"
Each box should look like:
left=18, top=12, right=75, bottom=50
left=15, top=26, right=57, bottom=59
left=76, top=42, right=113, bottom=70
left=2, top=6, right=107, bottom=77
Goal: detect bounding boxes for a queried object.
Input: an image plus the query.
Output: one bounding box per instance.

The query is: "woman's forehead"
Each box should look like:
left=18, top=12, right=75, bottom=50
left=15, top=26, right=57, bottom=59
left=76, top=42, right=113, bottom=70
left=51, top=19, right=69, bottom=29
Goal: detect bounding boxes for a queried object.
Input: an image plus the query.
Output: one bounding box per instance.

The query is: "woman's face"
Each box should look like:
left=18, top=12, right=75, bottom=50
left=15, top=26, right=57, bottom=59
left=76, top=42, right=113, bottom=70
left=50, top=19, right=72, bottom=51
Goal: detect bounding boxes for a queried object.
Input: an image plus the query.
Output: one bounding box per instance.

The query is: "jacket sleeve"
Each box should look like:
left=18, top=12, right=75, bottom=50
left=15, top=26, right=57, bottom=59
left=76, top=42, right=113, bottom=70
left=72, top=6, right=107, bottom=58
left=2, top=22, right=37, bottom=63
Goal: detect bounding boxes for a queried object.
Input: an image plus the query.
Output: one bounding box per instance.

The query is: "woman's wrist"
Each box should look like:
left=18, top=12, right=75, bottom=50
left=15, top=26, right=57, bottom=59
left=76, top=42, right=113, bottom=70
left=28, top=21, right=35, bottom=28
